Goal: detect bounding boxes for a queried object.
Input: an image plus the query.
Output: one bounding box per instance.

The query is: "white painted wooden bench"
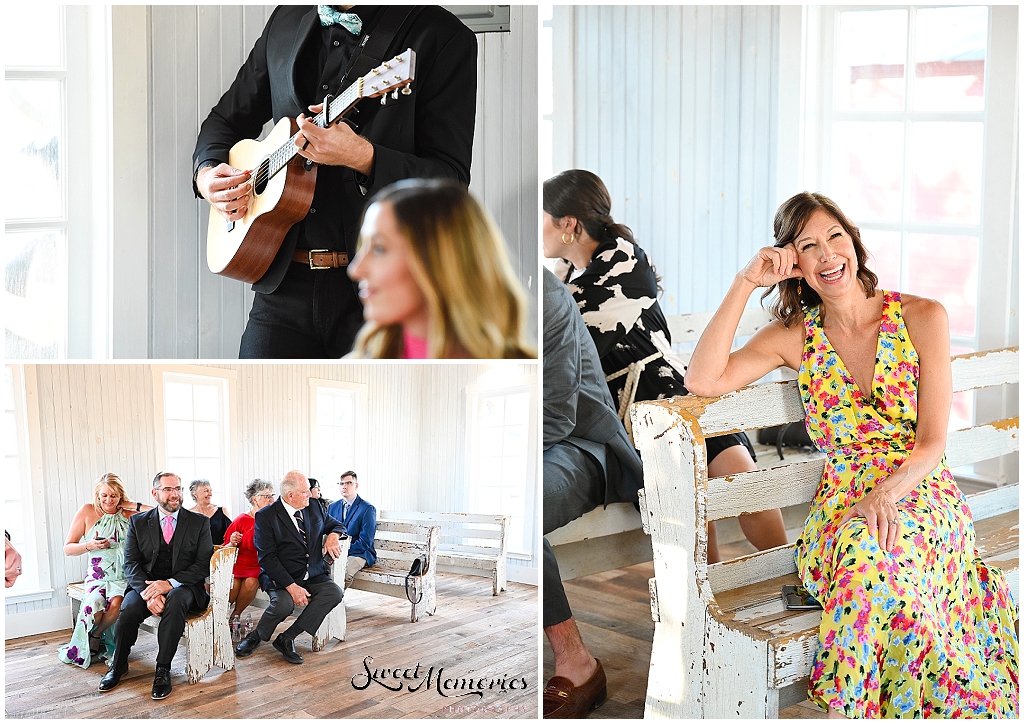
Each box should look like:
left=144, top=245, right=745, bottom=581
left=547, top=307, right=776, bottom=580
left=346, top=521, right=440, bottom=623
left=68, top=545, right=238, bottom=684
left=380, top=512, right=509, bottom=595
left=249, top=535, right=350, bottom=651
left=632, top=347, right=1019, bottom=718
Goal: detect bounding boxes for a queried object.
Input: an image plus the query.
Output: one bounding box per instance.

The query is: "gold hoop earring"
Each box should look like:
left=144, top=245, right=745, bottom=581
left=561, top=232, right=576, bottom=245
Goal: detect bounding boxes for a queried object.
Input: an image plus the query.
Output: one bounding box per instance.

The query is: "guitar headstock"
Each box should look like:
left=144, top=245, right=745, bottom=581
left=359, top=49, right=417, bottom=103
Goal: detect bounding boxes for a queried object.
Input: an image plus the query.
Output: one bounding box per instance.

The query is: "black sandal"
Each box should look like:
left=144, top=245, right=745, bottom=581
left=88, top=630, right=103, bottom=658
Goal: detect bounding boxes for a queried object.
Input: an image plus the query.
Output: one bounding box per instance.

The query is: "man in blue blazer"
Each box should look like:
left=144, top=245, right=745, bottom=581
left=235, top=470, right=345, bottom=664
left=327, top=471, right=377, bottom=586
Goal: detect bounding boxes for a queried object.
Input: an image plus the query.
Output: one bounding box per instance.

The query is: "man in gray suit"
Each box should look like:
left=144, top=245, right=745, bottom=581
left=543, top=269, right=644, bottom=719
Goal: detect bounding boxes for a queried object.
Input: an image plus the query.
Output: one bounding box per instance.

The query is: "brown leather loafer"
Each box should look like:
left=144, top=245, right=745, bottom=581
left=543, top=659, right=607, bottom=718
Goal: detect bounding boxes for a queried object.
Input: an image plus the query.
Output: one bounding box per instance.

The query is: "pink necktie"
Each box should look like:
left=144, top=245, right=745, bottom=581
left=162, top=515, right=174, bottom=543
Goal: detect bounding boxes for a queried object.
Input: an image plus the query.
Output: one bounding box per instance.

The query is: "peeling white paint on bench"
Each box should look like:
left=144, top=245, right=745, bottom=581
left=633, top=347, right=1020, bottom=718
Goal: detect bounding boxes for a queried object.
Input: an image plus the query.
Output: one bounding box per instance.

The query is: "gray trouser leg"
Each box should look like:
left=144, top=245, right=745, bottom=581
left=543, top=442, right=604, bottom=629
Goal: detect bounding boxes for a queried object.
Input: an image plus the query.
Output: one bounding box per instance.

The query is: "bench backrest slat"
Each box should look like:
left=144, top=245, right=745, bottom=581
left=380, top=511, right=507, bottom=526
left=951, top=348, right=1019, bottom=392
left=706, top=544, right=798, bottom=592
left=946, top=419, right=1018, bottom=468
left=667, top=308, right=774, bottom=344
left=375, top=520, right=436, bottom=536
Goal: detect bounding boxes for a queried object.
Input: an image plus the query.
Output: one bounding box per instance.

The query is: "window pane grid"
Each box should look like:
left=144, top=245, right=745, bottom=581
left=830, top=6, right=985, bottom=362
left=163, top=376, right=227, bottom=506
left=311, top=388, right=358, bottom=484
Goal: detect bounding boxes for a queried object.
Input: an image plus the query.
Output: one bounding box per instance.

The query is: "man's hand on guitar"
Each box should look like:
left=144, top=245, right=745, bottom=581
left=197, top=164, right=252, bottom=222
left=295, top=104, right=375, bottom=176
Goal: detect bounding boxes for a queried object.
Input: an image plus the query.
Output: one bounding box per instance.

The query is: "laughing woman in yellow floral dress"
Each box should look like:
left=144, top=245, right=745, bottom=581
left=686, top=192, right=1018, bottom=718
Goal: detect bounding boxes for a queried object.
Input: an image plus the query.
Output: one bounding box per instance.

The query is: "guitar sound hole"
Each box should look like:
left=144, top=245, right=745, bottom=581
left=253, top=158, right=271, bottom=196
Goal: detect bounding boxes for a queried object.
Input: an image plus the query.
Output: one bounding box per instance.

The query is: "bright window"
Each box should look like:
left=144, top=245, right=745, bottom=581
left=466, top=374, right=538, bottom=556
left=4, top=365, right=51, bottom=600
left=820, top=5, right=998, bottom=431
left=309, top=380, right=366, bottom=488
left=4, top=6, right=68, bottom=358
left=159, top=372, right=231, bottom=507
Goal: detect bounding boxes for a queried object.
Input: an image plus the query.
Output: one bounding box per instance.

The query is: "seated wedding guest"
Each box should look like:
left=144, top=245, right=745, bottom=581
left=686, top=191, right=1018, bottom=717
left=308, top=477, right=330, bottom=515
left=235, top=471, right=345, bottom=665
left=188, top=478, right=231, bottom=546
left=99, top=472, right=213, bottom=700
left=543, top=169, right=788, bottom=563
left=326, top=471, right=377, bottom=587
left=5, top=532, right=22, bottom=588
left=223, top=479, right=275, bottom=618
left=542, top=269, right=644, bottom=719
left=348, top=178, right=535, bottom=359
left=58, top=473, right=150, bottom=669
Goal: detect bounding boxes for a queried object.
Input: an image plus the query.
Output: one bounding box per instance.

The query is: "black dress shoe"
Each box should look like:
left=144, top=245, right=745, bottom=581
left=234, top=631, right=261, bottom=658
left=273, top=635, right=304, bottom=664
left=98, top=663, right=128, bottom=692
left=151, top=665, right=172, bottom=700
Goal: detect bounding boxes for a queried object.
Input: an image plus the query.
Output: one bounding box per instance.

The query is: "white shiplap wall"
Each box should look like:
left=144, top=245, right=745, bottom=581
left=145, top=6, right=537, bottom=358
left=6, top=362, right=537, bottom=627
left=561, top=5, right=780, bottom=317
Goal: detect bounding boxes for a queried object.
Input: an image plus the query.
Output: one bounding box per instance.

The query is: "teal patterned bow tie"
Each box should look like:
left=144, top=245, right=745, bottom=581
left=318, top=6, right=362, bottom=34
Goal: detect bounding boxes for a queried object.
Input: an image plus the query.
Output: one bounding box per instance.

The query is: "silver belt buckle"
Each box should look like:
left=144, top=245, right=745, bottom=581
left=308, top=249, right=330, bottom=270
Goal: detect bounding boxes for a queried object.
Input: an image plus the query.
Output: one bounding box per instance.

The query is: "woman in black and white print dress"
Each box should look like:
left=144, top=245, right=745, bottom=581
left=542, top=169, right=788, bottom=562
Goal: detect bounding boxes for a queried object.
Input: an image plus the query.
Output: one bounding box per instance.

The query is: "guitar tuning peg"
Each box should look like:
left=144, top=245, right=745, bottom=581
left=391, top=89, right=398, bottom=100
left=382, top=63, right=391, bottom=70
left=401, top=85, right=411, bottom=95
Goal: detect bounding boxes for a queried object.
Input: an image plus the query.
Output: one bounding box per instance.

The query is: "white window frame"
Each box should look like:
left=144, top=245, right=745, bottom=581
left=152, top=365, right=238, bottom=512
left=785, top=5, right=1018, bottom=354
left=4, top=365, right=53, bottom=604
left=465, top=372, right=539, bottom=559
left=779, top=5, right=1018, bottom=483
left=308, top=379, right=367, bottom=489
left=4, top=6, right=113, bottom=359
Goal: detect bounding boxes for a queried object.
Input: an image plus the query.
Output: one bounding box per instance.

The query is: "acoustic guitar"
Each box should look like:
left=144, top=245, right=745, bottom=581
left=206, top=50, right=416, bottom=283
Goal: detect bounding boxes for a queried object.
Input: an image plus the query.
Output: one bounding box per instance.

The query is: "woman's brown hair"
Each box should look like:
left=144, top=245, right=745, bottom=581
left=543, top=169, right=637, bottom=246
left=766, top=192, right=878, bottom=327
left=351, top=178, right=535, bottom=359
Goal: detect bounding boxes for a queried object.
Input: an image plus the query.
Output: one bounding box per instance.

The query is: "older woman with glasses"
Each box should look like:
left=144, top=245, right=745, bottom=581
left=223, top=479, right=275, bottom=617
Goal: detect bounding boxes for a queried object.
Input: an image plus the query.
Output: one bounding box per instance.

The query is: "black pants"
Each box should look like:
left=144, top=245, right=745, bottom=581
left=112, top=586, right=202, bottom=669
left=255, top=579, right=344, bottom=641
left=239, top=263, right=364, bottom=359
left=543, top=442, right=605, bottom=630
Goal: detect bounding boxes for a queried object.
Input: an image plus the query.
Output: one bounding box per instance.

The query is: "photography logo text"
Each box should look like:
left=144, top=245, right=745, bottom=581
left=351, top=656, right=529, bottom=699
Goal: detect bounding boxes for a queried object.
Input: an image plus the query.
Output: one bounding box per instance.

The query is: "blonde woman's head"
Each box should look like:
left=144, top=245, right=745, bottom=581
left=348, top=179, right=535, bottom=359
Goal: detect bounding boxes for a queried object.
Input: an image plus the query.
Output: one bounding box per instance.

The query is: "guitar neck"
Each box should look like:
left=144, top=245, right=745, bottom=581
left=265, top=80, right=362, bottom=180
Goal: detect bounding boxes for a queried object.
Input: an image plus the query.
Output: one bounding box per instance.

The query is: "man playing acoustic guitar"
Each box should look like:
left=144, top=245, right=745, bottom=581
left=193, top=5, right=477, bottom=358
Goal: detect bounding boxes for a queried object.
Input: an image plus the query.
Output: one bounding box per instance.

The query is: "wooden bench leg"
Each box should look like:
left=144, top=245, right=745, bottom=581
left=312, top=598, right=346, bottom=651
left=184, top=614, right=214, bottom=685
left=493, top=559, right=507, bottom=595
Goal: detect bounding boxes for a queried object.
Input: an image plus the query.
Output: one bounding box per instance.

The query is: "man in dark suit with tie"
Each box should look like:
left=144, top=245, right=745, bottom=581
left=192, top=5, right=477, bottom=358
left=235, top=470, right=345, bottom=664
left=542, top=269, right=645, bottom=718
left=326, top=470, right=377, bottom=586
left=99, top=472, right=213, bottom=700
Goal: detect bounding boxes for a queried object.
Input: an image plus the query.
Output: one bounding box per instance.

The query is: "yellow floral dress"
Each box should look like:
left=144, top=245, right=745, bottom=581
left=795, top=290, right=1018, bottom=717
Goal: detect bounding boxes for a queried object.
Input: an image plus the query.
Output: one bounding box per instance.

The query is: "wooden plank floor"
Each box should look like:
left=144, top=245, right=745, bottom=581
left=6, top=573, right=537, bottom=719
left=543, top=535, right=823, bottom=719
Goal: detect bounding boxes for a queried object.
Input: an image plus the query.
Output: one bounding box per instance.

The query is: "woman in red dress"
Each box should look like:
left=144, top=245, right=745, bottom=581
left=223, top=478, right=276, bottom=617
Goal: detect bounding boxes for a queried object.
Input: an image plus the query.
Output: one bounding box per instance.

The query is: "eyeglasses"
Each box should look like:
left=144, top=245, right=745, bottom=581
left=339, top=481, right=356, bottom=486
left=255, top=493, right=275, bottom=500
left=158, top=487, right=182, bottom=494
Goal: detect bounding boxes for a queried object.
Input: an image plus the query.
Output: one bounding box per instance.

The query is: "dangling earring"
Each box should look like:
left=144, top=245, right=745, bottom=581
left=796, top=281, right=803, bottom=298
left=561, top=232, right=576, bottom=245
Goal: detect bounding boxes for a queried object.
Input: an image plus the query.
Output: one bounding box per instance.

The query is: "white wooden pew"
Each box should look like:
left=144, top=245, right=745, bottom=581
left=547, top=307, right=775, bottom=580
left=67, top=545, right=238, bottom=684
left=347, top=521, right=440, bottom=622
left=633, top=347, right=1019, bottom=718
left=380, top=512, right=508, bottom=595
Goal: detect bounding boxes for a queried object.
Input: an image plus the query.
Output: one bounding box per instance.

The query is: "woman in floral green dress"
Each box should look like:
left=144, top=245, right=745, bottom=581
left=58, top=473, right=150, bottom=668
left=687, top=193, right=1017, bottom=717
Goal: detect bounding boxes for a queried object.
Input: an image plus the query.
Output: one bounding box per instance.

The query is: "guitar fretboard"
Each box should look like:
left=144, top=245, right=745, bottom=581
left=261, top=81, right=361, bottom=183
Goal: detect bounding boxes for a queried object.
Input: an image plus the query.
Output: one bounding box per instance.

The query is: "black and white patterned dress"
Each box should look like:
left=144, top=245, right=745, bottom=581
left=555, top=236, right=752, bottom=463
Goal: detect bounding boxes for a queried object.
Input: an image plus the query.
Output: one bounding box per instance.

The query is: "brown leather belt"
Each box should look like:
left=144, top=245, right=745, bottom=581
left=292, top=249, right=350, bottom=269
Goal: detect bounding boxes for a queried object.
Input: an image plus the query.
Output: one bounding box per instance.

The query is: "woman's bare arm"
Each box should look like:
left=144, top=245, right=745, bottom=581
left=64, top=504, right=100, bottom=556
left=686, top=247, right=804, bottom=396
